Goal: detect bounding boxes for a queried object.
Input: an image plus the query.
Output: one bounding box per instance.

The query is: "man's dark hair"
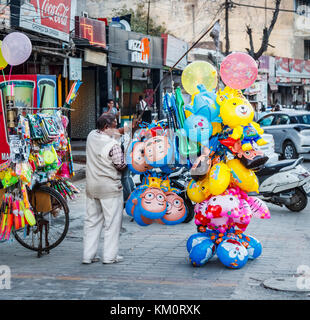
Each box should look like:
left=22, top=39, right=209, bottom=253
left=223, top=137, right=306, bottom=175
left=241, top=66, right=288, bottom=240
left=139, top=95, right=143, bottom=100
left=107, top=99, right=114, bottom=104
left=97, top=113, right=116, bottom=130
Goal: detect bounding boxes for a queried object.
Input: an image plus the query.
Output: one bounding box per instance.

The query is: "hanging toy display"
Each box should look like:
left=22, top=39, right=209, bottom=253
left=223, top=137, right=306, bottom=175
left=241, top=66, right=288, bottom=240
left=0, top=36, right=82, bottom=242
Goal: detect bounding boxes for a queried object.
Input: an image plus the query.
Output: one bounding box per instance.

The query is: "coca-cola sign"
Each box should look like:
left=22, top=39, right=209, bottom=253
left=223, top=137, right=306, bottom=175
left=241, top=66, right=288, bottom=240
left=16, top=0, right=76, bottom=42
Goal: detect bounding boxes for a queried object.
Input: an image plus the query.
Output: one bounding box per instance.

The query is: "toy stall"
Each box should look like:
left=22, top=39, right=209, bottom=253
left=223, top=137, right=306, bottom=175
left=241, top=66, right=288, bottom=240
left=125, top=52, right=272, bottom=269
left=0, top=32, right=81, bottom=255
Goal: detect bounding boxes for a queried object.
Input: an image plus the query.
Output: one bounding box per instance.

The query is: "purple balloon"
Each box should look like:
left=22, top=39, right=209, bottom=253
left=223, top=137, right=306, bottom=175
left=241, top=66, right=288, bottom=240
left=2, top=32, right=32, bottom=66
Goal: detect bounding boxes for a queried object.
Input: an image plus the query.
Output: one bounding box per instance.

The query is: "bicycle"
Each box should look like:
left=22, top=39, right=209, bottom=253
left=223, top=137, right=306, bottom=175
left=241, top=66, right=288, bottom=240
left=13, top=183, right=70, bottom=258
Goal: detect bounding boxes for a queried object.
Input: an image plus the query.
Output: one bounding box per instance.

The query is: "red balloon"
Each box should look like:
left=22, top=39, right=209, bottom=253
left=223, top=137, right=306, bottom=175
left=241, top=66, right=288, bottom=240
left=220, top=52, right=258, bottom=90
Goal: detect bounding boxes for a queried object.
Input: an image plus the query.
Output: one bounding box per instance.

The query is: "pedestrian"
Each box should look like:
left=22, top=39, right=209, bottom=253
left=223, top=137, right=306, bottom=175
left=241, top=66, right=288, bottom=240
left=102, top=99, right=120, bottom=120
left=83, top=113, right=126, bottom=265
left=136, top=95, right=152, bottom=123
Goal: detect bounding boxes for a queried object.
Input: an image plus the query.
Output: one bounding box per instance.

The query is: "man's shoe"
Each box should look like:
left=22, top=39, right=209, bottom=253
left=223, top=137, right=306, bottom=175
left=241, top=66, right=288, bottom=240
left=82, top=257, right=101, bottom=264
left=103, top=255, right=124, bottom=264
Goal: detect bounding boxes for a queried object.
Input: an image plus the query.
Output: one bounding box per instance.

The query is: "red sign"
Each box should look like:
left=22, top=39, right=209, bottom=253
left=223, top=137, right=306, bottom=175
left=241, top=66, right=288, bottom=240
left=75, top=17, right=106, bottom=49
left=19, top=0, right=75, bottom=41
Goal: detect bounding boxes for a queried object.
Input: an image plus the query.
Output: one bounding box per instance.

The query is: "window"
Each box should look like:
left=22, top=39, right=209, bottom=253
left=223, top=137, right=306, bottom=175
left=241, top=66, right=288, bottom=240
left=275, top=114, right=290, bottom=125
left=290, top=116, right=298, bottom=124
left=305, top=40, right=310, bottom=60
left=258, top=115, right=274, bottom=127
left=296, top=114, right=310, bottom=124
left=296, top=0, right=310, bottom=17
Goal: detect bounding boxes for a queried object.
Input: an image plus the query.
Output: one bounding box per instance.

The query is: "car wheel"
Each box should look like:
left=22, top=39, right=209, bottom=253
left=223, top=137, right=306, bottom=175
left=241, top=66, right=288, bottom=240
left=283, top=141, right=298, bottom=160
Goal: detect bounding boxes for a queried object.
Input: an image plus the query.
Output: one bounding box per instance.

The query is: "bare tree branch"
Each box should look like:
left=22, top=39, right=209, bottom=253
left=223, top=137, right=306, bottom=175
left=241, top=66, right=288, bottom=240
left=246, top=0, right=281, bottom=60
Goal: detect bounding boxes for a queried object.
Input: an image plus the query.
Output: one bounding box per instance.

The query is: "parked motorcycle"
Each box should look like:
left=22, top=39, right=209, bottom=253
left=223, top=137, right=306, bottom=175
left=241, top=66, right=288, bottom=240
left=255, top=157, right=310, bottom=212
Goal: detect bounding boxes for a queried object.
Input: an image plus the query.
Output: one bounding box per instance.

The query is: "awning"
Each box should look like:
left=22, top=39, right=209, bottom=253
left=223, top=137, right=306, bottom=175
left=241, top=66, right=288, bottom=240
left=269, top=83, right=278, bottom=91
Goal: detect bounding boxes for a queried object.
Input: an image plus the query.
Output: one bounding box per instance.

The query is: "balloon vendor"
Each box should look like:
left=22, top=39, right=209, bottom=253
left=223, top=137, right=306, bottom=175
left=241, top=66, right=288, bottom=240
left=0, top=32, right=81, bottom=242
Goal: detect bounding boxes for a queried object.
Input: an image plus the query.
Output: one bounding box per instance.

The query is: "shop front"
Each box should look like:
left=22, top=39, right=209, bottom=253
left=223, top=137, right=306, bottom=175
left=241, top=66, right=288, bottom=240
left=72, top=16, right=108, bottom=139
left=272, top=57, right=310, bottom=108
left=107, top=27, right=163, bottom=120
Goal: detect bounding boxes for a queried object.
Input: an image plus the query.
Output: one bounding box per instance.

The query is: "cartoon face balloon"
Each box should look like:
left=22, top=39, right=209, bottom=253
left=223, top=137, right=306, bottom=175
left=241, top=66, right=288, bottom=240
left=183, top=114, right=213, bottom=147
left=144, top=135, right=173, bottom=167
left=216, top=238, right=249, bottom=269
left=126, top=140, right=152, bottom=174
left=140, top=187, right=167, bottom=219
left=159, top=192, right=187, bottom=225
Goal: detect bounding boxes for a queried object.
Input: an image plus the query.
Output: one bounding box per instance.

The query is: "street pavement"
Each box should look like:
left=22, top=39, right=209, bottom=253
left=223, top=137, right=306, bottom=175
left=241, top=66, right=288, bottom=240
left=1, top=162, right=310, bottom=301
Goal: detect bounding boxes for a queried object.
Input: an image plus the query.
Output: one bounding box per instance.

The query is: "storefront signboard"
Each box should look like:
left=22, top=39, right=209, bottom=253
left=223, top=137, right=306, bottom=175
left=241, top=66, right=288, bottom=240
left=162, top=34, right=188, bottom=70
left=11, top=0, right=76, bottom=42
left=108, top=28, right=162, bottom=69
left=75, top=16, right=106, bottom=49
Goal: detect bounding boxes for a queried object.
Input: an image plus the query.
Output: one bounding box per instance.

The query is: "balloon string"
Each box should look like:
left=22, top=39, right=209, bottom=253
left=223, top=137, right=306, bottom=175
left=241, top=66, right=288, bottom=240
left=8, top=65, right=12, bottom=83
left=2, top=69, right=6, bottom=85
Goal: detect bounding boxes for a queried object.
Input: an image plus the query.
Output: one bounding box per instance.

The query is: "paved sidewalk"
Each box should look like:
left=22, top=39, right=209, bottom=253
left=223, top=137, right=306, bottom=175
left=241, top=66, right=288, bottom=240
left=1, top=177, right=310, bottom=300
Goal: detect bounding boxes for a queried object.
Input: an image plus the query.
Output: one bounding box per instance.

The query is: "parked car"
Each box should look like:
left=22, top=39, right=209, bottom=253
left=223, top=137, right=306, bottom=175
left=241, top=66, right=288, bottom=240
left=257, top=110, right=310, bottom=160
left=257, top=133, right=279, bottom=163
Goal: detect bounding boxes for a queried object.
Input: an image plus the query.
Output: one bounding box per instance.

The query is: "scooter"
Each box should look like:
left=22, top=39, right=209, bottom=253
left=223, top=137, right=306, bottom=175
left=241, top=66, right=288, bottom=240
left=255, top=157, right=310, bottom=212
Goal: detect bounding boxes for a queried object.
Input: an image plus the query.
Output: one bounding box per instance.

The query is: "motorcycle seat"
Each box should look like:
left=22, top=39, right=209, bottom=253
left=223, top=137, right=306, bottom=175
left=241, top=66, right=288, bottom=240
left=256, top=159, right=296, bottom=176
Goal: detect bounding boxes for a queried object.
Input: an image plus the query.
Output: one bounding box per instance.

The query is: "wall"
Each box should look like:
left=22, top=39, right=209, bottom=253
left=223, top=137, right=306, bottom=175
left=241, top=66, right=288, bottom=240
left=81, top=0, right=307, bottom=60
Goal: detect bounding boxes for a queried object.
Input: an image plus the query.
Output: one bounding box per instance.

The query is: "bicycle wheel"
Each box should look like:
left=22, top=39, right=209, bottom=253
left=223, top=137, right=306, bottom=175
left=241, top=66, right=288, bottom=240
left=14, top=185, right=69, bottom=255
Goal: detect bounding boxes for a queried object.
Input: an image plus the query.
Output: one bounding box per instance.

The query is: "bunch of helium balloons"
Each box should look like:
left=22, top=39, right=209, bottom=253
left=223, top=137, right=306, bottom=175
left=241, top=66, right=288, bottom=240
left=183, top=52, right=271, bottom=269
left=125, top=123, right=188, bottom=226
left=125, top=51, right=271, bottom=269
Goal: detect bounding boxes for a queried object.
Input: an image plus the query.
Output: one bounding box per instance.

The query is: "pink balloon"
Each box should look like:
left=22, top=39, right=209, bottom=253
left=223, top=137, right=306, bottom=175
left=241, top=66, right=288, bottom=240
left=2, top=32, right=32, bottom=66
left=220, top=52, right=258, bottom=90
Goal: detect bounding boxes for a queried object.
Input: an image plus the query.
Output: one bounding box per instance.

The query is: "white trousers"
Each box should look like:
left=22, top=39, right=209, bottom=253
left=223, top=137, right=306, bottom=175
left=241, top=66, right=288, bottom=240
left=83, top=195, right=124, bottom=262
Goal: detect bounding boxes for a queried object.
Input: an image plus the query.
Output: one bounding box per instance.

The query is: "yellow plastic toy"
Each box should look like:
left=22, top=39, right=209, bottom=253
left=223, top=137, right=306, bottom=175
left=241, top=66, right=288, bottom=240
left=208, top=162, right=231, bottom=195
left=227, top=159, right=259, bottom=193
left=217, top=87, right=267, bottom=151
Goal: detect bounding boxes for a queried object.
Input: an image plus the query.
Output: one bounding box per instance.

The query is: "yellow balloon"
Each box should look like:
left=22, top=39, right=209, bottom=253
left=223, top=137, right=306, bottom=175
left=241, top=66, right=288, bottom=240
left=0, top=41, right=8, bottom=70
left=181, top=61, right=217, bottom=95
left=227, top=159, right=259, bottom=193
left=186, top=179, right=209, bottom=203
left=208, top=162, right=231, bottom=195
left=211, top=122, right=222, bottom=135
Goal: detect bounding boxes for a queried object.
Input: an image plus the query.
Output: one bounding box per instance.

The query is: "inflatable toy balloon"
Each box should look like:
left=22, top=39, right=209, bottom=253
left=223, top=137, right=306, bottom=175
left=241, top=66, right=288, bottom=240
left=183, top=114, right=213, bottom=147
left=227, top=159, right=259, bottom=193
left=220, top=52, right=258, bottom=90
left=158, top=192, right=187, bottom=225
left=187, top=178, right=209, bottom=203
left=208, top=162, right=231, bottom=195
left=126, top=140, right=152, bottom=175
left=220, top=137, right=268, bottom=169
left=186, top=232, right=212, bottom=253
left=216, top=238, right=248, bottom=269
left=194, top=199, right=230, bottom=233
left=189, top=238, right=216, bottom=267
left=187, top=84, right=222, bottom=123
left=144, top=135, right=174, bottom=168
left=139, top=187, right=167, bottom=219
left=0, top=41, right=7, bottom=70
left=239, top=234, right=262, bottom=260
left=2, top=32, right=32, bottom=66
left=181, top=61, right=217, bottom=95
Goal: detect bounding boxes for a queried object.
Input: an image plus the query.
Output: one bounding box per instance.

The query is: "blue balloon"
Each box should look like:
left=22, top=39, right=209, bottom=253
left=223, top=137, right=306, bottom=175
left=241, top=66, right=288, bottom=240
left=216, top=238, right=249, bottom=269
left=183, top=114, right=213, bottom=147
left=241, top=234, right=262, bottom=260
left=186, top=232, right=214, bottom=253
left=189, top=238, right=216, bottom=267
